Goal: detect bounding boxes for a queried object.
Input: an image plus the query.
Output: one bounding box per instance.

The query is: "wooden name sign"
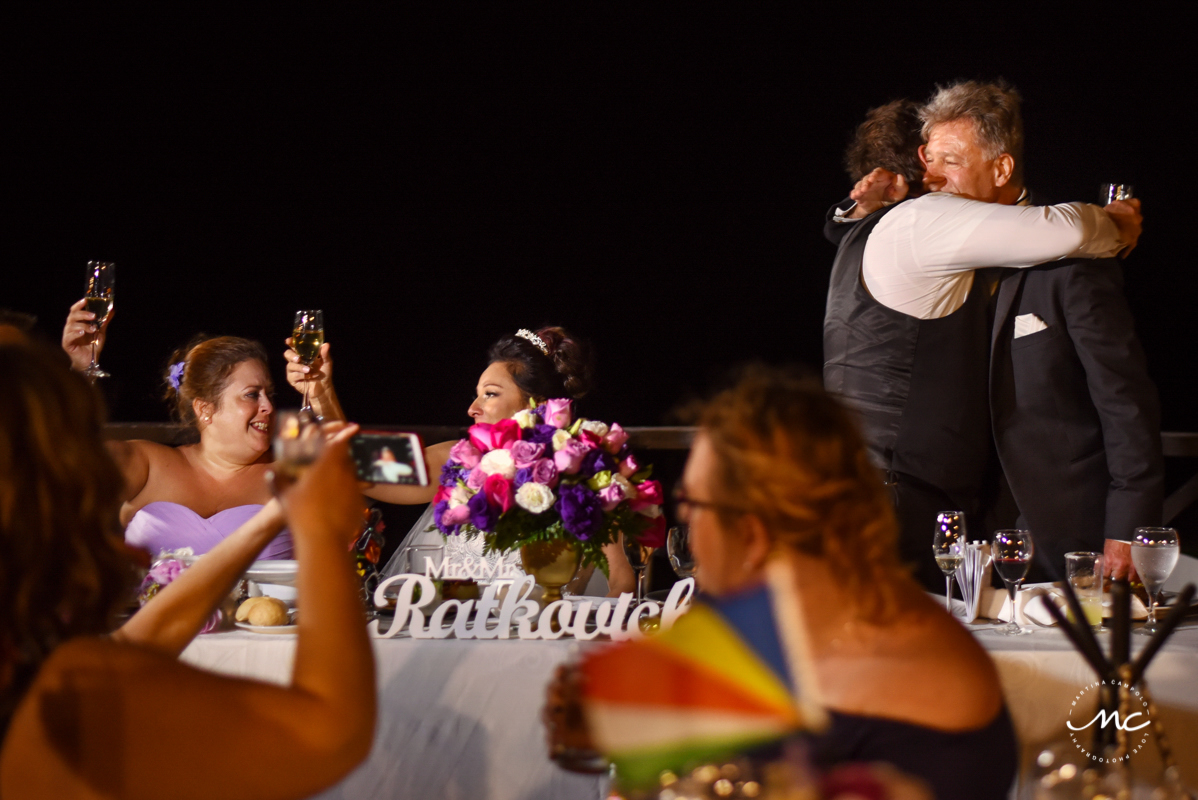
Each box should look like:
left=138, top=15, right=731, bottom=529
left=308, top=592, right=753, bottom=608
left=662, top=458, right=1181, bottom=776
left=369, top=575, right=696, bottom=641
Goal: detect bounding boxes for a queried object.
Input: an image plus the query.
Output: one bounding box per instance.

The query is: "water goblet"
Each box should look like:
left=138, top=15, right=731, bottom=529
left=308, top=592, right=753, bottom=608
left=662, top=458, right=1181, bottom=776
left=1131, top=527, right=1179, bottom=636
left=992, top=529, right=1034, bottom=636
left=667, top=524, right=696, bottom=580
left=1065, top=551, right=1105, bottom=631
left=292, top=310, right=325, bottom=422
left=933, top=511, right=966, bottom=614
left=82, top=261, right=115, bottom=380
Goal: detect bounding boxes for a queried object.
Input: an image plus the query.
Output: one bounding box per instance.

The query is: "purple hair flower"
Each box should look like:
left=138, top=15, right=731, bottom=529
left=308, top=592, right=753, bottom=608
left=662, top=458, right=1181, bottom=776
left=167, top=361, right=186, bottom=390
left=556, top=483, right=603, bottom=540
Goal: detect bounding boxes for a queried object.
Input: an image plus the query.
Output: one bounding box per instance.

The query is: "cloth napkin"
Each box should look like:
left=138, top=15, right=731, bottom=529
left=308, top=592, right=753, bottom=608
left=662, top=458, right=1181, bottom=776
left=979, top=582, right=1148, bottom=625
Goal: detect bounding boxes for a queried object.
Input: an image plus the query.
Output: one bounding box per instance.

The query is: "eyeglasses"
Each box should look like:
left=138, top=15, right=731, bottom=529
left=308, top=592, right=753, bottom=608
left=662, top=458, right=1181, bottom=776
left=672, top=485, right=748, bottom=522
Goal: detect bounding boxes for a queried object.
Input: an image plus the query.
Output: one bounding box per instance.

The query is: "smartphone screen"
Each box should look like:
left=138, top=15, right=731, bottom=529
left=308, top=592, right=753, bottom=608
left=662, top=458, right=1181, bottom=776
left=349, top=432, right=429, bottom=486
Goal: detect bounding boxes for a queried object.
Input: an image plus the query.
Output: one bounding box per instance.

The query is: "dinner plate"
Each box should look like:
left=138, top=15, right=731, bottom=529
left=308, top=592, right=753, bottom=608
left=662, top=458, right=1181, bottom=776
left=235, top=622, right=298, bottom=635
left=244, top=559, right=298, bottom=587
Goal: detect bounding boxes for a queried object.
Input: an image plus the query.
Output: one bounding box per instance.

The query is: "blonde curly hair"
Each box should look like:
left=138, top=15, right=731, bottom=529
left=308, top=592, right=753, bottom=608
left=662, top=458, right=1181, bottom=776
left=699, top=366, right=905, bottom=619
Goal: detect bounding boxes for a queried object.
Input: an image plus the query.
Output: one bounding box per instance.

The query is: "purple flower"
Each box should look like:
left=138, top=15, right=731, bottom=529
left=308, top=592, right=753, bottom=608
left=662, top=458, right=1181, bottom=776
left=433, top=500, right=456, bottom=535
left=467, top=491, right=497, bottom=532
left=148, top=559, right=187, bottom=585
left=510, top=440, right=545, bottom=468
left=556, top=483, right=603, bottom=540
left=534, top=403, right=547, bottom=418
left=466, top=467, right=487, bottom=491
left=579, top=448, right=616, bottom=478
left=440, top=462, right=467, bottom=488
left=514, top=467, right=533, bottom=490
left=167, top=361, right=186, bottom=390
left=527, top=424, right=558, bottom=446
left=530, top=458, right=559, bottom=488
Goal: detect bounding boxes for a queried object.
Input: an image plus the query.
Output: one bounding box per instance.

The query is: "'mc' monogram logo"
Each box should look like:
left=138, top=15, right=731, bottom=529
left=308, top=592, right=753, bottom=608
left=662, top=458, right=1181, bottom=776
left=1065, top=681, right=1153, bottom=763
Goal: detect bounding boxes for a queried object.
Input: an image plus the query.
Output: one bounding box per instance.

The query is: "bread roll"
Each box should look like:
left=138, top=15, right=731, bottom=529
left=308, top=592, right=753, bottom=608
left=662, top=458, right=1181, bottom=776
left=237, top=596, right=290, bottom=626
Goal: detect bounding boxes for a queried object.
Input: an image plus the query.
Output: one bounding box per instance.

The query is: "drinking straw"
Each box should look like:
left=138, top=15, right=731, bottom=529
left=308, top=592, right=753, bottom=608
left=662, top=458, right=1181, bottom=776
left=1110, top=580, right=1130, bottom=671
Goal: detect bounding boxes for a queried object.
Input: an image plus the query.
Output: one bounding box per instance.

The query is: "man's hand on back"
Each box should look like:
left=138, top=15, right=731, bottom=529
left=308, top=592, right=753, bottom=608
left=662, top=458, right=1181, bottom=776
left=1104, top=198, right=1142, bottom=257
left=848, top=168, right=909, bottom=219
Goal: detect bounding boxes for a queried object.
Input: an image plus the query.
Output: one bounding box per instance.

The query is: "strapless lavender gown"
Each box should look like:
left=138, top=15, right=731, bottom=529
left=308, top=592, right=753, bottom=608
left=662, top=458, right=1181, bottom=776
left=125, top=502, right=294, bottom=560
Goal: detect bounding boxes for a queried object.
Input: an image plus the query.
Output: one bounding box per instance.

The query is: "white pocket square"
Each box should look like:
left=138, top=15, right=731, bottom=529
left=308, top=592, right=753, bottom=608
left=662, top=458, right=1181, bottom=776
left=1014, top=313, right=1048, bottom=339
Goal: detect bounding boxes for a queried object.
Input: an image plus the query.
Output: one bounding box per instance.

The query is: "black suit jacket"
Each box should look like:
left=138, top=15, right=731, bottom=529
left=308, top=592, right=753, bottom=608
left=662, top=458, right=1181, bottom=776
left=990, top=258, right=1163, bottom=577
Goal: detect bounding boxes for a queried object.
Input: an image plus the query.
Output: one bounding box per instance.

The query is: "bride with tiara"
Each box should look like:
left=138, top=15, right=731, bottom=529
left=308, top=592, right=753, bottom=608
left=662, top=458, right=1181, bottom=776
left=285, top=326, right=637, bottom=596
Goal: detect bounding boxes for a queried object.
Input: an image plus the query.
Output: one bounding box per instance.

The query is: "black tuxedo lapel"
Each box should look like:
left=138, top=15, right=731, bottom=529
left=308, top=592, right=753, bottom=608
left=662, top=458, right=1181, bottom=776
left=992, top=270, right=1025, bottom=351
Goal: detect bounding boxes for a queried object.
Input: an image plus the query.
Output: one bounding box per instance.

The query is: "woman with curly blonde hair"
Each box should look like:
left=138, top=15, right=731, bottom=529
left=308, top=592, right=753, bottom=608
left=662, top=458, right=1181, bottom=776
left=548, top=366, right=1016, bottom=799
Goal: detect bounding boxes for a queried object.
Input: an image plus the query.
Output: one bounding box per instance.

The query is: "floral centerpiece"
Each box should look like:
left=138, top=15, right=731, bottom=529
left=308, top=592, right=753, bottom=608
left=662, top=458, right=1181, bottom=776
left=432, top=399, right=665, bottom=577
left=137, top=548, right=222, bottom=634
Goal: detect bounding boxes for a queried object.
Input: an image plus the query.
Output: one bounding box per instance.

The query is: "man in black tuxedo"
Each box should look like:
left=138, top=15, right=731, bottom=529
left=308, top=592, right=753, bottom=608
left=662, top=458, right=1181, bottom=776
left=919, top=81, right=1163, bottom=581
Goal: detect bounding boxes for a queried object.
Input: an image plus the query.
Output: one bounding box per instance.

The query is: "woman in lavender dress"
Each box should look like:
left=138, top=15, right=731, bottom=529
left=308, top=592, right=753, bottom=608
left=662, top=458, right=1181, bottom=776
left=63, top=306, right=292, bottom=559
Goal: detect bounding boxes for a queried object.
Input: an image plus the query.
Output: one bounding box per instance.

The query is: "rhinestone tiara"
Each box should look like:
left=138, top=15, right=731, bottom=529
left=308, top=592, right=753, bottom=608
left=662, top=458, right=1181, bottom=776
left=515, top=328, right=549, bottom=355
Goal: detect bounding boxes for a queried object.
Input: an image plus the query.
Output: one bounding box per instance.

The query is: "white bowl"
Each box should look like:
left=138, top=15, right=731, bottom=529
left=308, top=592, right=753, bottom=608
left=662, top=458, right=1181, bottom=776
left=244, top=560, right=298, bottom=587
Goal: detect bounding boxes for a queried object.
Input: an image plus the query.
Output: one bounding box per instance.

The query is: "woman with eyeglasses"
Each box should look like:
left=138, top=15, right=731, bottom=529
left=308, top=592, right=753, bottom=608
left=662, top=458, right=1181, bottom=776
left=547, top=366, right=1016, bottom=800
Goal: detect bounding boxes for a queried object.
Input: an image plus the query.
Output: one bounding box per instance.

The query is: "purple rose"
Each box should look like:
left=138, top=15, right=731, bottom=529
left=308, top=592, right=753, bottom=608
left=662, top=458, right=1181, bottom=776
left=556, top=483, right=603, bottom=540
left=466, top=467, right=487, bottom=490
left=527, top=424, right=558, bottom=446
left=579, top=448, right=616, bottom=478
left=530, top=458, right=559, bottom=488
left=449, top=439, right=482, bottom=469
left=434, top=500, right=456, bottom=535
left=148, top=559, right=187, bottom=586
left=510, top=440, right=545, bottom=469
left=598, top=483, right=625, bottom=511
left=467, top=491, right=497, bottom=532
left=554, top=439, right=590, bottom=475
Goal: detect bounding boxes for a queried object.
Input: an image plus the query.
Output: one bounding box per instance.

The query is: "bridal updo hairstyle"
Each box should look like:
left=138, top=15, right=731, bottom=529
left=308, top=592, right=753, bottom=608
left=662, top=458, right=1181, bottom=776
left=487, top=326, right=594, bottom=401
left=163, top=335, right=271, bottom=438
left=0, top=344, right=131, bottom=734
left=698, top=366, right=904, bottom=619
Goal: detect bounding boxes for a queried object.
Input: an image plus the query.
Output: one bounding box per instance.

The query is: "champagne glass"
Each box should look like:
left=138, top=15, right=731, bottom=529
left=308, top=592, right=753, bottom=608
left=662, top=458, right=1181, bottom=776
left=933, top=511, right=966, bottom=614
left=270, top=409, right=323, bottom=491
left=992, top=529, right=1034, bottom=636
left=83, top=261, right=115, bottom=379
left=622, top=534, right=653, bottom=603
left=667, top=524, right=696, bottom=580
left=1131, top=527, right=1180, bottom=636
left=292, top=310, right=325, bottom=421
left=1065, top=551, right=1105, bottom=631
left=1100, top=183, right=1134, bottom=204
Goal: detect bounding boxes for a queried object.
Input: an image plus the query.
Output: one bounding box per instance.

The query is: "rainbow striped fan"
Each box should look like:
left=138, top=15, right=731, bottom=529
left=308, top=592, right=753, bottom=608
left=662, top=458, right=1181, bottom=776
left=580, top=601, right=808, bottom=788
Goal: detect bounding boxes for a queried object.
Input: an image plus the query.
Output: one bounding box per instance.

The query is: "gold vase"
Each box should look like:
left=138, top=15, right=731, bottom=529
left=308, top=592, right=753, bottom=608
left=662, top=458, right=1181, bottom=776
left=520, top=539, right=582, bottom=607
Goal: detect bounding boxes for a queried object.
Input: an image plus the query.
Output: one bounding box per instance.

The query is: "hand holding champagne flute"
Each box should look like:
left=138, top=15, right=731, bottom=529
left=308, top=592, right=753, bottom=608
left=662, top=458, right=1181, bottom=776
left=292, top=310, right=324, bottom=421
left=81, top=261, right=115, bottom=380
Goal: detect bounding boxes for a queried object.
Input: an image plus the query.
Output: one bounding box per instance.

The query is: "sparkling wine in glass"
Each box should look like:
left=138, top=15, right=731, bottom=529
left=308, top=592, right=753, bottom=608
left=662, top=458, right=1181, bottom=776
left=292, top=310, right=324, bottom=421
left=992, top=529, right=1034, bottom=636
left=1131, top=527, right=1179, bottom=636
left=83, top=261, right=115, bottom=380
left=1100, top=183, right=1134, bottom=204
left=622, top=535, right=653, bottom=603
left=667, top=524, right=696, bottom=580
left=933, top=511, right=966, bottom=615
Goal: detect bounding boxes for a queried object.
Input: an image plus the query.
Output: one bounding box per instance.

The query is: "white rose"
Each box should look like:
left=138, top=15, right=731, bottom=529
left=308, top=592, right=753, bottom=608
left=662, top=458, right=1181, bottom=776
left=515, top=482, right=555, bottom=514
left=579, top=419, right=610, bottom=438
left=449, top=484, right=471, bottom=508
left=637, top=503, right=663, bottom=518
left=478, top=449, right=517, bottom=479
left=551, top=429, right=573, bottom=451
left=512, top=408, right=538, bottom=429
left=612, top=474, right=637, bottom=500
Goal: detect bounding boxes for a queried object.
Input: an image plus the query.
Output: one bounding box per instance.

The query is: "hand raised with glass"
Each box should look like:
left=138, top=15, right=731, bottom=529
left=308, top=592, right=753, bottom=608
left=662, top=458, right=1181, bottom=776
left=284, top=338, right=345, bottom=421
left=1103, top=197, right=1142, bottom=257
left=62, top=297, right=114, bottom=373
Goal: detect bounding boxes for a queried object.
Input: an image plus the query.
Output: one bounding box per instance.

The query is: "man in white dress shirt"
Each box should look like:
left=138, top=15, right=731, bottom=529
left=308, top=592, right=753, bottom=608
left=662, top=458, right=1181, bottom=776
left=823, top=82, right=1149, bottom=587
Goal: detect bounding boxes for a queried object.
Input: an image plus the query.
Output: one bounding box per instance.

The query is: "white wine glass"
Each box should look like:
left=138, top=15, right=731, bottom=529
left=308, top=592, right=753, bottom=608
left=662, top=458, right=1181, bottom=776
left=622, top=534, right=654, bottom=603
left=667, top=524, right=696, bottom=580
left=83, top=261, right=115, bottom=380
left=992, top=529, right=1034, bottom=636
left=292, top=310, right=324, bottom=421
left=933, top=511, right=966, bottom=614
left=1131, top=527, right=1179, bottom=636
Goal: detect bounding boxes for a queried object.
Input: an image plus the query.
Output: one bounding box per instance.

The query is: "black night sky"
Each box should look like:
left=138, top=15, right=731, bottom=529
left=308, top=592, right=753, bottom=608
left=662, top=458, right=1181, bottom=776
left=7, top=10, right=1195, bottom=447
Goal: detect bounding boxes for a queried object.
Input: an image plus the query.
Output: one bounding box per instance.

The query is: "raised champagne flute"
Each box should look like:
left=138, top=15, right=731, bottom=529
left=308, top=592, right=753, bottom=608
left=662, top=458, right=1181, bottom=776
left=1100, top=183, right=1134, bottom=204
left=992, top=529, right=1034, bottom=636
left=933, top=511, right=966, bottom=614
left=622, top=534, right=653, bottom=603
left=1131, top=527, right=1179, bottom=636
left=292, top=310, right=324, bottom=421
left=83, top=261, right=115, bottom=379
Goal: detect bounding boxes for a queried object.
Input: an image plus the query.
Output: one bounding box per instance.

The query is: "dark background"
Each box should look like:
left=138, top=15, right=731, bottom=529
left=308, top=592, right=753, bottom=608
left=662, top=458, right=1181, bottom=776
left=6, top=10, right=1196, bottom=538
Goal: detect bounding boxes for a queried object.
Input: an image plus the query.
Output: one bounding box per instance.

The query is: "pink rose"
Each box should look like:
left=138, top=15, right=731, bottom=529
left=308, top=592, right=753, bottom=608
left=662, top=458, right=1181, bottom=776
left=630, top=479, right=663, bottom=512
left=544, top=398, right=573, bottom=429
left=553, top=439, right=589, bottom=474
left=618, top=453, right=640, bottom=478
left=598, top=483, right=625, bottom=511
left=510, top=440, right=546, bottom=469
left=484, top=474, right=514, bottom=513
left=468, top=419, right=521, bottom=453
left=467, top=467, right=487, bottom=490
left=433, top=485, right=450, bottom=504
left=148, top=559, right=186, bottom=585
left=449, top=439, right=482, bottom=468
left=442, top=504, right=470, bottom=526
left=530, top=458, right=559, bottom=487
left=603, top=423, right=629, bottom=455
left=579, top=428, right=602, bottom=448
left=637, top=514, right=668, bottom=549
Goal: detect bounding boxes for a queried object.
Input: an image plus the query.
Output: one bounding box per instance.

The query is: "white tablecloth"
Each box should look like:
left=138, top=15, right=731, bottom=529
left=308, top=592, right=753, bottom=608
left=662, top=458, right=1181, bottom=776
left=182, top=618, right=1198, bottom=798
left=181, top=633, right=606, bottom=800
